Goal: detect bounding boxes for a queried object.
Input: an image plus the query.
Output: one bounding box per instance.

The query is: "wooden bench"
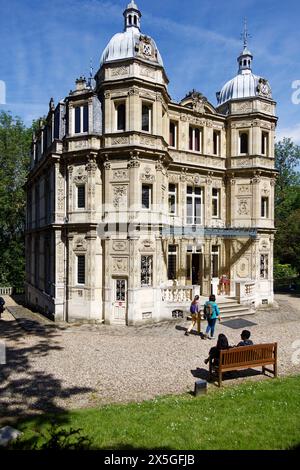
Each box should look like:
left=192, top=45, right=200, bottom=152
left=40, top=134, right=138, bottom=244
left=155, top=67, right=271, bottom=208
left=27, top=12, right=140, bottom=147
left=209, top=343, right=278, bottom=387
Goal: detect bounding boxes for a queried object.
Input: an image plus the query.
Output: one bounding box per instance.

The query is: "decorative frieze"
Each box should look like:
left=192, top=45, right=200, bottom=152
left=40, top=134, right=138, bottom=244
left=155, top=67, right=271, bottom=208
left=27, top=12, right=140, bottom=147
left=113, top=170, right=129, bottom=181
left=112, top=241, right=128, bottom=252
left=111, top=136, right=129, bottom=146
left=140, top=65, right=156, bottom=79
left=111, top=66, right=129, bottom=77
left=73, top=236, right=87, bottom=252
left=73, top=167, right=88, bottom=184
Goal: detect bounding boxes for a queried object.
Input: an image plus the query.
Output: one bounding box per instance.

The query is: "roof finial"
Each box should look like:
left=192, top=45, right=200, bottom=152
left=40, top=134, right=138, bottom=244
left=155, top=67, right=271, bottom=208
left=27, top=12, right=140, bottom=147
left=88, top=58, right=95, bottom=88
left=241, top=18, right=251, bottom=50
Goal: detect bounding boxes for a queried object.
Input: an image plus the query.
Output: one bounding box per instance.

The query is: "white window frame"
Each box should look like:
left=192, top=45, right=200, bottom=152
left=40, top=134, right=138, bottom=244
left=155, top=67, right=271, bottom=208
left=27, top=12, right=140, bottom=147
left=186, top=186, right=204, bottom=225
left=141, top=102, right=152, bottom=133
left=189, top=126, right=203, bottom=153
left=141, top=255, right=153, bottom=287
left=213, top=130, right=221, bottom=156
left=169, top=121, right=178, bottom=148
left=261, top=131, right=269, bottom=156
left=141, top=184, right=152, bottom=210
left=261, top=196, right=269, bottom=219
left=168, top=184, right=177, bottom=215
left=73, top=105, right=89, bottom=134
left=212, top=188, right=220, bottom=219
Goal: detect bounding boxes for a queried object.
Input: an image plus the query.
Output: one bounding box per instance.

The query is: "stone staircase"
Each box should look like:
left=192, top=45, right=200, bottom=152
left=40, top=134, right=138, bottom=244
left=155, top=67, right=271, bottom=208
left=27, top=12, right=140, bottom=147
left=217, top=299, right=255, bottom=319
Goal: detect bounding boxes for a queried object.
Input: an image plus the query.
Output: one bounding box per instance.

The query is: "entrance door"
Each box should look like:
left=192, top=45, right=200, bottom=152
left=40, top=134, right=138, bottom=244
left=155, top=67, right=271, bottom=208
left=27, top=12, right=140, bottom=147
left=113, top=278, right=127, bottom=324
left=192, top=254, right=203, bottom=286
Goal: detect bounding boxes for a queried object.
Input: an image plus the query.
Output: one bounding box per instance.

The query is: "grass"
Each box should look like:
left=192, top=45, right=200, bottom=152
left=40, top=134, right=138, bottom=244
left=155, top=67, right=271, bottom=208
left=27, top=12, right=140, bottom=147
left=9, top=376, right=300, bottom=450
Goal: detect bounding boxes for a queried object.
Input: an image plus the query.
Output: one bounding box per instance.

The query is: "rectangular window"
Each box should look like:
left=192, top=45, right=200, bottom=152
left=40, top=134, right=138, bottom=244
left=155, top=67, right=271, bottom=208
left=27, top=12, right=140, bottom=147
left=212, top=188, right=220, bottom=218
left=77, top=185, right=86, bottom=209
left=168, top=184, right=177, bottom=215
left=74, top=105, right=89, bottom=134
left=213, top=130, right=221, bottom=156
left=212, top=245, right=219, bottom=278
left=239, top=132, right=249, bottom=154
left=142, top=104, right=152, bottom=132
left=169, top=121, right=177, bottom=147
left=83, top=105, right=89, bottom=132
left=261, top=131, right=269, bottom=156
left=142, top=184, right=152, bottom=209
left=189, top=127, right=202, bottom=152
left=141, top=255, right=153, bottom=287
left=261, top=197, right=269, bottom=218
left=168, top=245, right=177, bottom=280
left=35, top=184, right=40, bottom=228
left=54, top=109, right=60, bottom=139
left=117, top=102, right=126, bottom=131
left=77, top=255, right=86, bottom=285
left=186, top=186, right=204, bottom=225
left=260, top=254, right=269, bottom=279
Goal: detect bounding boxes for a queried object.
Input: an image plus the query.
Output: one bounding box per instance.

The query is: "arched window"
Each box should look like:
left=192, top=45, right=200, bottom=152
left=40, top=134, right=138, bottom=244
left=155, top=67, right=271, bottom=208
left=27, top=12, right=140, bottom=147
left=134, top=15, right=137, bottom=26
left=243, top=59, right=247, bottom=66
left=129, top=15, right=132, bottom=25
left=117, top=103, right=126, bottom=131
left=240, top=132, right=249, bottom=154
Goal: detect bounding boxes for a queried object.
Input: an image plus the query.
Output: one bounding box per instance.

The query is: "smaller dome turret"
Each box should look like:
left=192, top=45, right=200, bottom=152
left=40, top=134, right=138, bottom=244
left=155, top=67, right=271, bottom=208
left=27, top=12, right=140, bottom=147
left=217, top=20, right=272, bottom=106
left=123, top=1, right=141, bottom=31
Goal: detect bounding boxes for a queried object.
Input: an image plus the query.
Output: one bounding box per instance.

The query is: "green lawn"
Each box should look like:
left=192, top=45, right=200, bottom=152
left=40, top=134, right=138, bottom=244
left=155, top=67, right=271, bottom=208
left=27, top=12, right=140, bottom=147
left=10, top=376, right=300, bottom=450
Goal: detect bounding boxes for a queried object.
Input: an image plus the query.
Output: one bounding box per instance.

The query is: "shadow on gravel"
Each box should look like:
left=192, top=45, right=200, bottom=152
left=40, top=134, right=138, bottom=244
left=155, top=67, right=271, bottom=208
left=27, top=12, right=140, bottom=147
left=0, top=316, right=94, bottom=426
left=191, top=366, right=262, bottom=386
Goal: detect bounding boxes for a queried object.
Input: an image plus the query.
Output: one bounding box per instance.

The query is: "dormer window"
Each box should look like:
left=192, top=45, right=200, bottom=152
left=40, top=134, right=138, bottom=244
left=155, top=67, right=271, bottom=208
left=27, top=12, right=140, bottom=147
left=74, top=104, right=89, bottom=134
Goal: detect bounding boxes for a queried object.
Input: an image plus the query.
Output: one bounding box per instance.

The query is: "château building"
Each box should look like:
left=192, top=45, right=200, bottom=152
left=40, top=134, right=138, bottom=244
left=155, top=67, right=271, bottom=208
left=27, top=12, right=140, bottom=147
left=25, top=2, right=278, bottom=324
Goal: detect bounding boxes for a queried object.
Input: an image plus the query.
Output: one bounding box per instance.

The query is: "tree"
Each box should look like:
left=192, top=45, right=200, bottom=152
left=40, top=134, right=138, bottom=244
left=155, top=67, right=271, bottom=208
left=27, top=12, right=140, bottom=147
left=274, top=138, right=300, bottom=274
left=0, top=111, right=32, bottom=287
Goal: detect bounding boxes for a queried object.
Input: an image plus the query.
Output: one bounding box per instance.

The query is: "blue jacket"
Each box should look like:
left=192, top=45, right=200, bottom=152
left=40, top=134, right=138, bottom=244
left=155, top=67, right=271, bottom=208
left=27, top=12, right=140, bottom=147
left=204, top=301, right=220, bottom=320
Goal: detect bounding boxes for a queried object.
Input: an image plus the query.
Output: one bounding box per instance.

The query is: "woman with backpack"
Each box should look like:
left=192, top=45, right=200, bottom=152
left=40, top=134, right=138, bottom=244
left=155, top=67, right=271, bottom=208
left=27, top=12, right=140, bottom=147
left=203, top=294, right=221, bottom=340
left=185, top=295, right=201, bottom=336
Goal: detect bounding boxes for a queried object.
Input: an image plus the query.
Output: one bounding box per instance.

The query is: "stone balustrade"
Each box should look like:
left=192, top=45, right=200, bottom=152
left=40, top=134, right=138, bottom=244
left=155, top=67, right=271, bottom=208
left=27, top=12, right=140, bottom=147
left=161, top=286, right=193, bottom=303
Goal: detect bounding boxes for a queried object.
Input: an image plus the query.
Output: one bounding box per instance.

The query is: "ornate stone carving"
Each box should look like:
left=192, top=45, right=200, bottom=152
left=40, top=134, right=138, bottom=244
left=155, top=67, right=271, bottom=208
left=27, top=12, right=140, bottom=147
left=112, top=257, right=128, bottom=274
left=238, top=185, right=251, bottom=195
left=237, top=257, right=250, bottom=278
left=140, top=135, right=157, bottom=147
left=128, top=86, right=139, bottom=96
left=74, top=167, right=88, bottom=184
left=140, top=65, right=156, bottom=79
left=128, top=154, right=140, bottom=169
left=111, top=66, right=129, bottom=77
left=113, top=170, right=128, bottom=181
left=113, top=185, right=128, bottom=209
left=112, top=241, right=128, bottom=252
left=139, top=239, right=155, bottom=252
left=104, top=91, right=111, bottom=99
left=86, top=156, right=97, bottom=174
left=238, top=200, right=250, bottom=216
left=141, top=167, right=155, bottom=182
left=236, top=102, right=252, bottom=113
left=260, top=239, right=270, bottom=252
left=112, top=136, right=129, bottom=145
left=169, top=173, right=180, bottom=183
left=73, top=236, right=87, bottom=252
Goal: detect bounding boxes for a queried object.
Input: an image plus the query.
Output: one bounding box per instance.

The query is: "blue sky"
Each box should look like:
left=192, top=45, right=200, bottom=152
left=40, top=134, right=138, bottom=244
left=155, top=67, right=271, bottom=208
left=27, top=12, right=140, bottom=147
left=0, top=0, right=300, bottom=143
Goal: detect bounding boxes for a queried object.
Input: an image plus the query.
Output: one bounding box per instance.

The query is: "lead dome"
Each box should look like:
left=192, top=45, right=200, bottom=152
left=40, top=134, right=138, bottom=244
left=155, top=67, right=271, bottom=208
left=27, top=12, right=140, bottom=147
left=100, top=1, right=164, bottom=67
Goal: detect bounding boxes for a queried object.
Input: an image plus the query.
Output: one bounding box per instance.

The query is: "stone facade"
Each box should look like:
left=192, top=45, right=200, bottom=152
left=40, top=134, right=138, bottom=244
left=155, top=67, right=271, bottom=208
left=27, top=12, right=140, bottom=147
left=25, top=2, right=277, bottom=324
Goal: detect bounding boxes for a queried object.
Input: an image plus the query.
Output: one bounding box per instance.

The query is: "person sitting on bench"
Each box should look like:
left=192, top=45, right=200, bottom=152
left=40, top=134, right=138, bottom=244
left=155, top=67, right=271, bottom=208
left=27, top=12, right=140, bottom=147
left=204, top=334, right=230, bottom=366
left=236, top=330, right=253, bottom=347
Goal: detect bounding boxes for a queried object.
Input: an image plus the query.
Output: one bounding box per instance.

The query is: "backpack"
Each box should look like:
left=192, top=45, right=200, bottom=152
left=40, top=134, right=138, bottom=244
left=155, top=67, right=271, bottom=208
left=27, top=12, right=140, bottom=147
left=203, top=302, right=214, bottom=320
left=190, top=303, right=198, bottom=314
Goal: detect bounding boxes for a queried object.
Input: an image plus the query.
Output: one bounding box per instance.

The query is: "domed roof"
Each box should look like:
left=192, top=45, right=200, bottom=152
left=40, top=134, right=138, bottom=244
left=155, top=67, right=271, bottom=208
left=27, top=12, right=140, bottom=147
left=100, top=2, right=164, bottom=67
left=218, top=70, right=262, bottom=105
left=100, top=29, right=164, bottom=67
left=217, top=22, right=272, bottom=106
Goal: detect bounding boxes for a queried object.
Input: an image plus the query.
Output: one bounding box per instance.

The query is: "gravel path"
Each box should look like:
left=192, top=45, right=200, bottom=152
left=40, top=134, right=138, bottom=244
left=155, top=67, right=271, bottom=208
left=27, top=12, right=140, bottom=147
left=1, top=293, right=300, bottom=421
